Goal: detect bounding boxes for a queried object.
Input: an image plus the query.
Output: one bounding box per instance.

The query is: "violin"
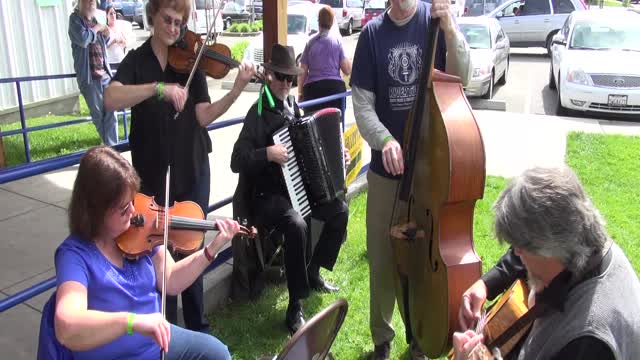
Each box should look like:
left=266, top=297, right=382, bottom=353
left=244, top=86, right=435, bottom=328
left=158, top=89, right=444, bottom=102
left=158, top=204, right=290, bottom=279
left=169, top=29, right=241, bottom=79
left=116, top=193, right=257, bottom=259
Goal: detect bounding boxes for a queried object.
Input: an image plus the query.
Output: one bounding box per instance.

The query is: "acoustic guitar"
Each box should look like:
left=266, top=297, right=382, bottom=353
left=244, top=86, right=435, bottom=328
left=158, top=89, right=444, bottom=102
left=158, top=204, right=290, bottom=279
left=449, top=279, right=532, bottom=360
left=484, top=279, right=531, bottom=356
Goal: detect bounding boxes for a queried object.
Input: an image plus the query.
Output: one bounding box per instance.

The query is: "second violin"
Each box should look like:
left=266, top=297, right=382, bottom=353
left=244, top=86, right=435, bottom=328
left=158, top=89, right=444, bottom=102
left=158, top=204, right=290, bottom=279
left=169, top=29, right=240, bottom=79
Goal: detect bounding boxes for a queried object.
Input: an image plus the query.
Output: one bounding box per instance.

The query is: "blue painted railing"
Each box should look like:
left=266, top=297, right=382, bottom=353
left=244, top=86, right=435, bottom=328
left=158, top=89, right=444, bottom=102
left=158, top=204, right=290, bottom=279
left=0, top=73, right=359, bottom=313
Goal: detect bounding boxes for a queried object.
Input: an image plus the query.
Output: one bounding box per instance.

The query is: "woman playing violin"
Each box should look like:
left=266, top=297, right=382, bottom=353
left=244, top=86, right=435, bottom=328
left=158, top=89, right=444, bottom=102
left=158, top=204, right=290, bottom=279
left=104, top=0, right=255, bottom=332
left=54, top=146, right=240, bottom=359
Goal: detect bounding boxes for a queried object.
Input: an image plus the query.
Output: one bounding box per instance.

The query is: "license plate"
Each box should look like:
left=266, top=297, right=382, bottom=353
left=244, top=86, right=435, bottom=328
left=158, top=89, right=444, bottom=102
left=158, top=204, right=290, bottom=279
left=608, top=94, right=628, bottom=107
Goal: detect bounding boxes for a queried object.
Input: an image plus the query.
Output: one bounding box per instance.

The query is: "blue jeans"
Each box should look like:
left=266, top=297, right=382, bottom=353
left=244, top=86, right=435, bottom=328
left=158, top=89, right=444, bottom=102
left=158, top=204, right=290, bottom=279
left=79, top=78, right=117, bottom=146
left=166, top=325, right=231, bottom=360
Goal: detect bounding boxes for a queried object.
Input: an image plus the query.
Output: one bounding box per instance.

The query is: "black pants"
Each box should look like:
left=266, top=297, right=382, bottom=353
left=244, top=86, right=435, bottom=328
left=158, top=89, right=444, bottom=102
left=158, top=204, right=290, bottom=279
left=254, top=194, right=348, bottom=301
left=141, top=160, right=210, bottom=333
left=302, top=79, right=347, bottom=115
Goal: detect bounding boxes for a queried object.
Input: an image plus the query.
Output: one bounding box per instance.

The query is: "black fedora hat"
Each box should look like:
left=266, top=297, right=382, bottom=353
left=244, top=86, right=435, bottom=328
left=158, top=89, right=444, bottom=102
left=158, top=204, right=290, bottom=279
left=262, top=43, right=301, bottom=76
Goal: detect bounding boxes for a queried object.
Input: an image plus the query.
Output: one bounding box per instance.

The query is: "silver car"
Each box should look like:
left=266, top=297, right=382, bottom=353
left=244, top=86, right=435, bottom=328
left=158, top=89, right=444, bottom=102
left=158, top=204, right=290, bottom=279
left=459, top=17, right=510, bottom=99
left=487, top=0, right=587, bottom=54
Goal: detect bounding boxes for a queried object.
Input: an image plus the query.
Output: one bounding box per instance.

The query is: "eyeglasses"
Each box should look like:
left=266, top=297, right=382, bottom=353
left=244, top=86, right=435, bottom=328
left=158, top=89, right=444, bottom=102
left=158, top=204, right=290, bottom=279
left=273, top=72, right=295, bottom=83
left=118, top=201, right=132, bottom=217
left=162, top=14, right=184, bottom=28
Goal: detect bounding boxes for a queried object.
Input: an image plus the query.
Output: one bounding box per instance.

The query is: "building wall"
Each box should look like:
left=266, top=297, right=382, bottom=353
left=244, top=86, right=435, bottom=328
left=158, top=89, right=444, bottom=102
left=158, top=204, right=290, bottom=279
left=0, top=0, right=77, bottom=113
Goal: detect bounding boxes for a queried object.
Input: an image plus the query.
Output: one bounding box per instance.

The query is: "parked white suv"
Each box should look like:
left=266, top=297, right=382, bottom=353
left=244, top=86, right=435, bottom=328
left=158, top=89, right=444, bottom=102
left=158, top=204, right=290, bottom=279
left=319, top=0, right=364, bottom=35
left=487, top=0, right=587, bottom=54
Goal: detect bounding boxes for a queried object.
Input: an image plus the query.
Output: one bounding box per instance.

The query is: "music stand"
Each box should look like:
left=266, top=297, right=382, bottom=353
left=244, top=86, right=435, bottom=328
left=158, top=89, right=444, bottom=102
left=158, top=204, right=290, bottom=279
left=260, top=298, right=349, bottom=360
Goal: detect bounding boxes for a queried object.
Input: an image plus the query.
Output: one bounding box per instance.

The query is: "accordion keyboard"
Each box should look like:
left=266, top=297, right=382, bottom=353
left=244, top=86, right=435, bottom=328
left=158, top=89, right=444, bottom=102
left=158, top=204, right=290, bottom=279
left=273, top=126, right=312, bottom=218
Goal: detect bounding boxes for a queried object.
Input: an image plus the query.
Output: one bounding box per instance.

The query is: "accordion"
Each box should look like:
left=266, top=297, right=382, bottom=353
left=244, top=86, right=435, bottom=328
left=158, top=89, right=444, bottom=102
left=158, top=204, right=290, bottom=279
left=273, top=108, right=346, bottom=218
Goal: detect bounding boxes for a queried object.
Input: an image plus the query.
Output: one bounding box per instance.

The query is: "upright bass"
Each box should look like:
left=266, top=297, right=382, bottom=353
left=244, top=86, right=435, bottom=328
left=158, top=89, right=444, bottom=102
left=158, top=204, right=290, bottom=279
left=389, top=17, right=486, bottom=357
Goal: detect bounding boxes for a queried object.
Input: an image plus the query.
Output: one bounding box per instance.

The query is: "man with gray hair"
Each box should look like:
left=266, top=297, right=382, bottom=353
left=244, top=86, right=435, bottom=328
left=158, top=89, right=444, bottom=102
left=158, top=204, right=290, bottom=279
left=455, top=166, right=640, bottom=360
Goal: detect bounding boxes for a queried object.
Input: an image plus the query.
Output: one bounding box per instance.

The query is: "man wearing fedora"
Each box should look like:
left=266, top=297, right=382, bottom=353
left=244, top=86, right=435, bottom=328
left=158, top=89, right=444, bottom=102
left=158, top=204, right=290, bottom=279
left=230, top=44, right=349, bottom=334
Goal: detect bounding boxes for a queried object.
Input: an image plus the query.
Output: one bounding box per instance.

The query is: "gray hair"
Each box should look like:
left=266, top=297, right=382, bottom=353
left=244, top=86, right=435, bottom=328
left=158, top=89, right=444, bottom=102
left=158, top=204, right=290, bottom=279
left=493, top=166, right=609, bottom=274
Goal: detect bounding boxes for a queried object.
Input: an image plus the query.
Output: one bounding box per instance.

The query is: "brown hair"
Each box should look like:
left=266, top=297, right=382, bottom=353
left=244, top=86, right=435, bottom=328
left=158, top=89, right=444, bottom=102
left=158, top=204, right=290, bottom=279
left=69, top=146, right=140, bottom=241
left=146, top=0, right=191, bottom=27
left=319, top=6, right=334, bottom=30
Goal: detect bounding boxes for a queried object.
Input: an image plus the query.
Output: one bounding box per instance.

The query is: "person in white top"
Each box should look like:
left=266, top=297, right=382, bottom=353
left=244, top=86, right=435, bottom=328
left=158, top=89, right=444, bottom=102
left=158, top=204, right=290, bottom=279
left=105, top=4, right=126, bottom=69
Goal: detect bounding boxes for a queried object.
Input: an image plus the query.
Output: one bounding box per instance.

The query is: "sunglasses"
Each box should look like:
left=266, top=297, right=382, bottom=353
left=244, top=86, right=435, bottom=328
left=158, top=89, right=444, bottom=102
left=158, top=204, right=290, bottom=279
left=273, top=72, right=295, bottom=83
left=162, top=14, right=184, bottom=28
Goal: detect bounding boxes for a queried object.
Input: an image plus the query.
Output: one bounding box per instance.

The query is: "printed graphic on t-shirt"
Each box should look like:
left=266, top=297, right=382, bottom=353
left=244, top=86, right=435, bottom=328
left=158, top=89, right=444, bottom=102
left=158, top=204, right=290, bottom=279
left=387, top=42, right=423, bottom=111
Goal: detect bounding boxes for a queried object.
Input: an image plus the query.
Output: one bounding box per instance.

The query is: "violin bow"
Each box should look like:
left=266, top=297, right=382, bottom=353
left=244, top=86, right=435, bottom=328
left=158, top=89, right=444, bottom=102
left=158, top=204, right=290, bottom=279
left=160, top=166, right=171, bottom=359
left=173, top=0, right=228, bottom=120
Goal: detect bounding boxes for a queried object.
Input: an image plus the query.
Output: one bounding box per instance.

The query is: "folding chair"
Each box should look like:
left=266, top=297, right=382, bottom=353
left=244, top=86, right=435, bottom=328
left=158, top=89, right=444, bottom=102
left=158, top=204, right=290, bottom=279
left=37, top=292, right=73, bottom=360
left=259, top=298, right=349, bottom=360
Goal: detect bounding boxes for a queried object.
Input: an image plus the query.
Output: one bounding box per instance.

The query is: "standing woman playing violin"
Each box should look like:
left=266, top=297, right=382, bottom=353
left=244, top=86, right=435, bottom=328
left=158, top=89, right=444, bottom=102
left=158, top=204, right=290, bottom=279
left=104, top=0, right=255, bottom=332
left=54, top=146, right=240, bottom=359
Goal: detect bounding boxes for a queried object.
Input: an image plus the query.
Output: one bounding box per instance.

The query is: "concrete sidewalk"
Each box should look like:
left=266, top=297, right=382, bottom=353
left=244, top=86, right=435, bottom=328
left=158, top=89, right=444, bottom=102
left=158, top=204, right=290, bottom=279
left=1, top=84, right=639, bottom=359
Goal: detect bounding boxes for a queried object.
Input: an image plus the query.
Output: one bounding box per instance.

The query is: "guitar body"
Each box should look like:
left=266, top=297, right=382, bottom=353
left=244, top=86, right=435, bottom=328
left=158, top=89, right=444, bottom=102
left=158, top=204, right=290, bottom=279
left=485, top=279, right=531, bottom=356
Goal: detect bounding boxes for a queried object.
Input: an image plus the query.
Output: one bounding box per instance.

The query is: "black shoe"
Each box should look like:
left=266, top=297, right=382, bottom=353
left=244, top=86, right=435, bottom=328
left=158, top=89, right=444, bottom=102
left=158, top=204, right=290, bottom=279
left=285, top=301, right=305, bottom=334
left=310, top=276, right=340, bottom=293
left=372, top=341, right=391, bottom=360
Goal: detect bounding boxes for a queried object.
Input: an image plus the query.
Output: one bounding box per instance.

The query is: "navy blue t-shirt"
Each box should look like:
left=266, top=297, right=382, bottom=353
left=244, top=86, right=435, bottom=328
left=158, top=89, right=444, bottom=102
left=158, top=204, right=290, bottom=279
left=350, top=1, right=447, bottom=178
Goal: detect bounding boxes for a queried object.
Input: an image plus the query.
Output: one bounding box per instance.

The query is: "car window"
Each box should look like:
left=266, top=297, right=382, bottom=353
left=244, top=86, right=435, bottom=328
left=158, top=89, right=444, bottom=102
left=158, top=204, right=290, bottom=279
left=288, top=14, right=307, bottom=34
left=366, top=0, right=387, bottom=8
left=347, top=0, right=363, bottom=7
left=501, top=0, right=525, bottom=17
left=459, top=24, right=492, bottom=49
left=561, top=15, right=571, bottom=37
left=552, top=0, right=573, bottom=14
left=520, top=0, right=551, bottom=16
left=320, top=0, right=343, bottom=7
left=570, top=18, right=640, bottom=51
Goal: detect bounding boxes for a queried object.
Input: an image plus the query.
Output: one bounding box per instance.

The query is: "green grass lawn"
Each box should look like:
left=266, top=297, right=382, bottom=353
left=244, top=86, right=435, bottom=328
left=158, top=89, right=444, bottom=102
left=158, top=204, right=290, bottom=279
left=209, top=132, right=640, bottom=359
left=1, top=97, right=129, bottom=167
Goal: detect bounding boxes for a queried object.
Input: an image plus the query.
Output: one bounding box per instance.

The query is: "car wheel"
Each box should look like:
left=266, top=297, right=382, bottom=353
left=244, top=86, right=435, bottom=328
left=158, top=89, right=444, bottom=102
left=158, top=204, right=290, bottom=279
left=346, top=19, right=353, bottom=36
left=497, top=58, right=508, bottom=85
left=482, top=71, right=494, bottom=99
left=546, top=31, right=557, bottom=56
left=225, top=19, right=232, bottom=30
left=548, top=64, right=556, bottom=90
left=137, top=21, right=143, bottom=29
left=116, top=12, right=124, bottom=20
left=555, top=77, right=568, bottom=116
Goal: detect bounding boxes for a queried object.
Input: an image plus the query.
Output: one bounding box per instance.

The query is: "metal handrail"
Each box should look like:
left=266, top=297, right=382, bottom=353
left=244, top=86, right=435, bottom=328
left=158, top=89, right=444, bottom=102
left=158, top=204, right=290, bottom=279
left=0, top=75, right=355, bottom=313
left=0, top=73, right=132, bottom=164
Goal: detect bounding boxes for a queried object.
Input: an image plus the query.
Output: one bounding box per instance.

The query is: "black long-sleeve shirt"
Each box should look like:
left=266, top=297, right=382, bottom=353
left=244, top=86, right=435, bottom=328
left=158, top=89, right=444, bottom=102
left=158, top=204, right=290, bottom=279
left=231, top=92, right=301, bottom=199
left=483, top=248, right=615, bottom=360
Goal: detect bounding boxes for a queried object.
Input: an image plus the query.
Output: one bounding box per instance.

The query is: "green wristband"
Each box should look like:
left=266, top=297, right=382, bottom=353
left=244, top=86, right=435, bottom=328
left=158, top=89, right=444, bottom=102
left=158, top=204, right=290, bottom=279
left=127, top=312, right=135, bottom=335
left=382, top=135, right=394, bottom=145
left=156, top=82, right=165, bottom=101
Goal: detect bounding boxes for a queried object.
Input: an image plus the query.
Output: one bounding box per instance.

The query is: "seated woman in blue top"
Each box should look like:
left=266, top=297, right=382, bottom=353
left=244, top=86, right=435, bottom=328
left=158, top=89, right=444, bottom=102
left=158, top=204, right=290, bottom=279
left=53, top=145, right=240, bottom=360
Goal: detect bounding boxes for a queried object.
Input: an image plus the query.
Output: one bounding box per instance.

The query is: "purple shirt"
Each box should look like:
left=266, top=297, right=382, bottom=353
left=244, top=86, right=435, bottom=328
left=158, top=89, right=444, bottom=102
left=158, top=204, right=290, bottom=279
left=300, top=31, right=346, bottom=85
left=55, top=235, right=161, bottom=359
